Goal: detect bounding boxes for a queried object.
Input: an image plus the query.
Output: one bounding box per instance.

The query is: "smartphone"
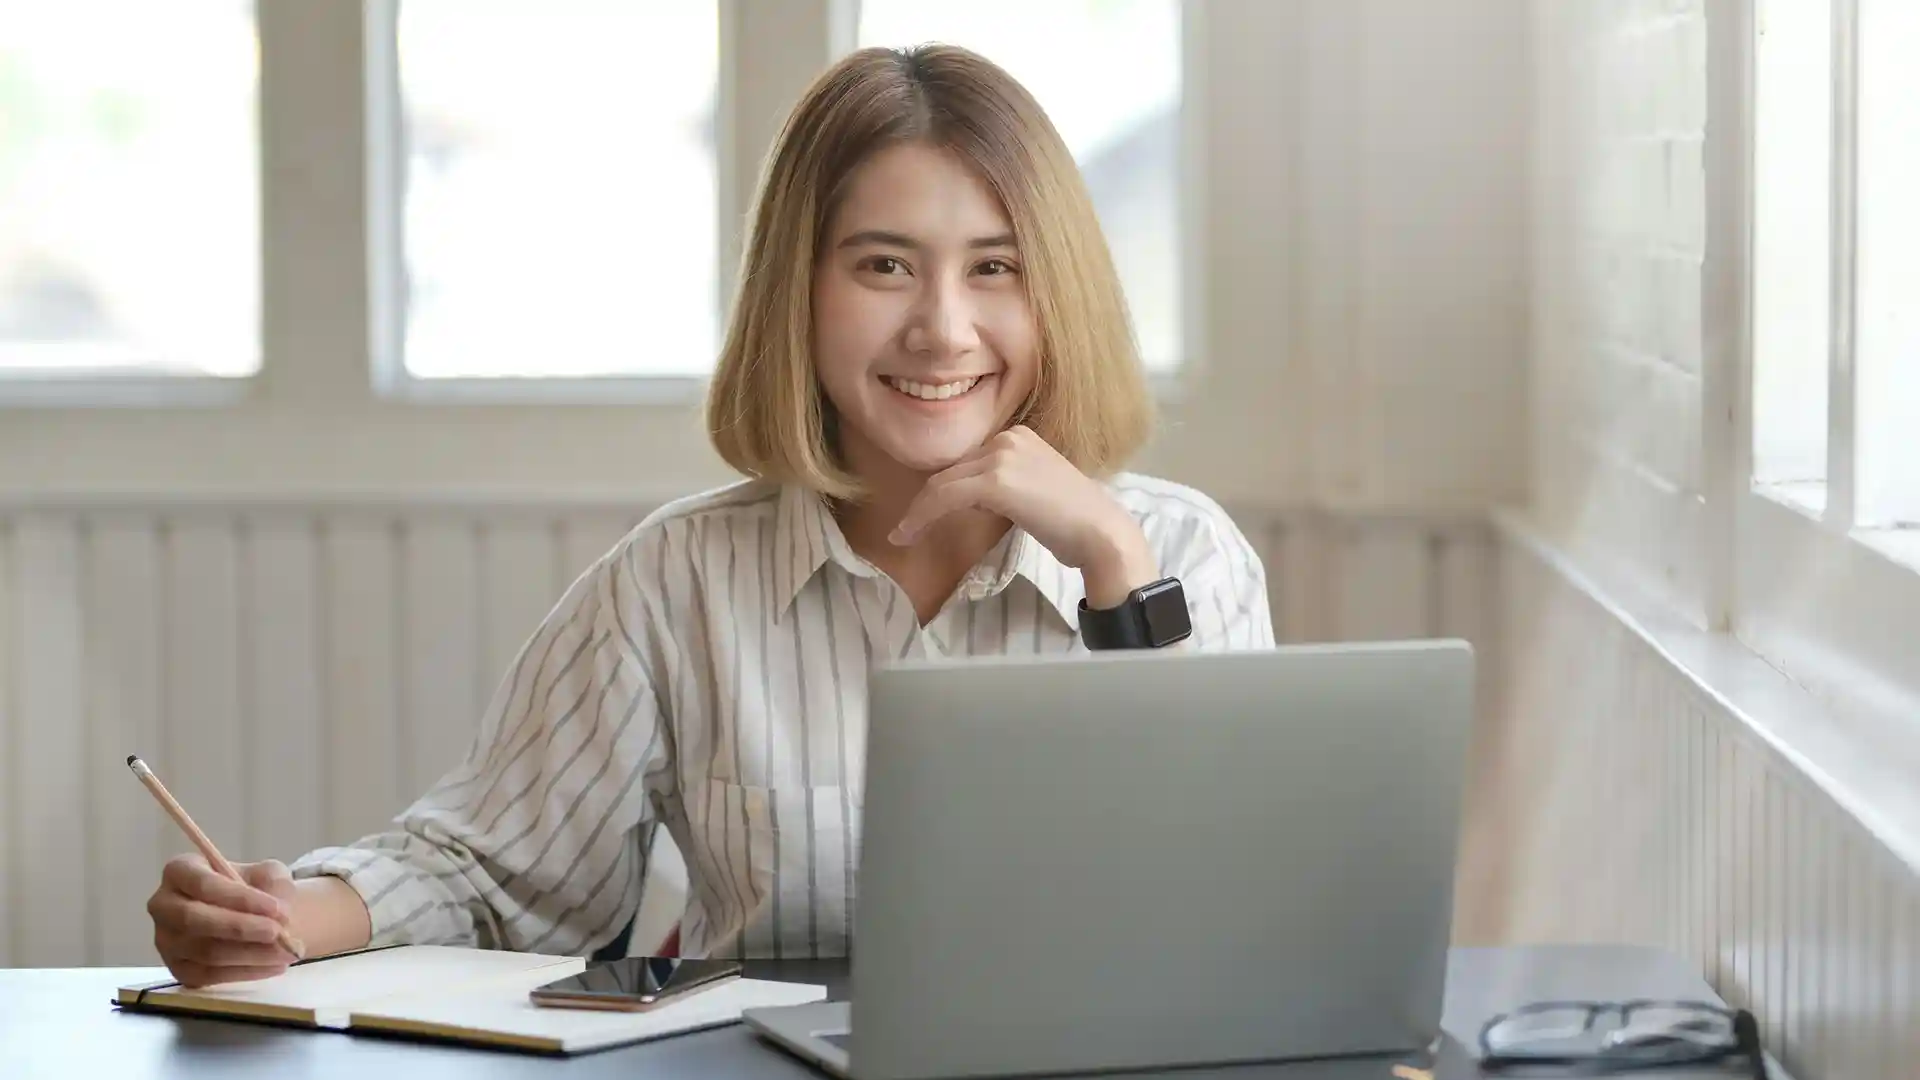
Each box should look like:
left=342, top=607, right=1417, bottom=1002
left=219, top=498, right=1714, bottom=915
left=528, top=957, right=743, bottom=1012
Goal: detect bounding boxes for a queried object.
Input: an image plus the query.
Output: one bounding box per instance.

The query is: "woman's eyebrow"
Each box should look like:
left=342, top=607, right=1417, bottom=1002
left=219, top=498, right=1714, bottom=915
left=837, top=229, right=920, bottom=250
left=835, top=229, right=1016, bottom=250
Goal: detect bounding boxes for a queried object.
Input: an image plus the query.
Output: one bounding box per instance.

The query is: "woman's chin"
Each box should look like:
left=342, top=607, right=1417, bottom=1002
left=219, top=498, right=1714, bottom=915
left=878, top=435, right=987, bottom=475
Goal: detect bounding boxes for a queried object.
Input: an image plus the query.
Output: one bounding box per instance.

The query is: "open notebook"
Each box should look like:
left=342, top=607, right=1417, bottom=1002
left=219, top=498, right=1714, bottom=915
left=115, top=945, right=827, bottom=1054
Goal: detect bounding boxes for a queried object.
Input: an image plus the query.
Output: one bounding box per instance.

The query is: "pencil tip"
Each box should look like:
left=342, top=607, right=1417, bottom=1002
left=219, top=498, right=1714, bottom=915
left=126, top=754, right=140, bottom=768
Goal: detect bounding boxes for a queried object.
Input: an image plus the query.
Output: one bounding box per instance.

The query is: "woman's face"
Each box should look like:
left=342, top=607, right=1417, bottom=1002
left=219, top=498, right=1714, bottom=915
left=812, top=142, right=1040, bottom=480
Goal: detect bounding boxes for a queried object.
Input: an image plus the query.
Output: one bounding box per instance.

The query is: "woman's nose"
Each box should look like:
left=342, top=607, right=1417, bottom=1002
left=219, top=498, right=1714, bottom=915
left=903, top=277, right=981, bottom=357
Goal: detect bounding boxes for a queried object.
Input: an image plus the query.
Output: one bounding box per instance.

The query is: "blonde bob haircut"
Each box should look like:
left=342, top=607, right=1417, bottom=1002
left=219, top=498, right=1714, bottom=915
left=706, top=44, right=1154, bottom=501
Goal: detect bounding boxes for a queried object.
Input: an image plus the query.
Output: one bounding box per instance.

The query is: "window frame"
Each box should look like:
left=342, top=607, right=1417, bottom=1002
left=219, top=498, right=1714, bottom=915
left=0, top=374, right=253, bottom=409
left=1724, top=0, right=1920, bottom=730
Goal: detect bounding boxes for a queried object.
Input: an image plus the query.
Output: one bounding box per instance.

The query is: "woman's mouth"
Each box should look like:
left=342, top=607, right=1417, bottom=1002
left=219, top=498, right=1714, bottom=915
left=881, top=374, right=988, bottom=402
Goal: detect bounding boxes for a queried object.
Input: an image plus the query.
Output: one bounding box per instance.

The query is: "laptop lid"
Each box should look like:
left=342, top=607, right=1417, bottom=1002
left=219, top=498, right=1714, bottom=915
left=846, top=641, right=1474, bottom=1080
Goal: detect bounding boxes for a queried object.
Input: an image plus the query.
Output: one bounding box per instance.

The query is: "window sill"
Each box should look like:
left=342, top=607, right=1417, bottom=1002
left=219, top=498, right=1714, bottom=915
left=1857, top=526, right=1920, bottom=575
left=1752, top=479, right=1826, bottom=520
left=1494, top=508, right=1920, bottom=878
left=1754, top=480, right=1920, bottom=574
left=0, top=375, right=253, bottom=409
left=372, top=374, right=715, bottom=407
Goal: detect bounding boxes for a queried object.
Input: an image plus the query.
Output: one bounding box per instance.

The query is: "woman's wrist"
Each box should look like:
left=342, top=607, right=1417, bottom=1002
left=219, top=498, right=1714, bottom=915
left=1079, top=520, right=1159, bottom=610
left=291, top=875, right=374, bottom=958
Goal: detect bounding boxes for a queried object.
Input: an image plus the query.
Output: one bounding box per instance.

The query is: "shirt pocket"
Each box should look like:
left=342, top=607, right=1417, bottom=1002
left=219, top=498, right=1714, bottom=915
left=682, top=777, right=862, bottom=958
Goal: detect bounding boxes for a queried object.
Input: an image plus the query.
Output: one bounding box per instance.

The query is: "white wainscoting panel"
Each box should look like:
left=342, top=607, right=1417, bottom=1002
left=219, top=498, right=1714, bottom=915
left=87, top=518, right=167, bottom=965
left=14, top=517, right=85, bottom=968
left=246, top=518, right=326, bottom=871
left=165, top=520, right=245, bottom=894
left=1475, top=529, right=1920, bottom=1080
left=0, top=522, right=9, bottom=968
left=0, top=500, right=1494, bottom=967
left=400, top=519, right=483, bottom=804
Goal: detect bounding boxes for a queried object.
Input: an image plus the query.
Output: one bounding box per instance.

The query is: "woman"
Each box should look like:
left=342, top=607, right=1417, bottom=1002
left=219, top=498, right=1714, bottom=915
left=145, top=44, right=1274, bottom=986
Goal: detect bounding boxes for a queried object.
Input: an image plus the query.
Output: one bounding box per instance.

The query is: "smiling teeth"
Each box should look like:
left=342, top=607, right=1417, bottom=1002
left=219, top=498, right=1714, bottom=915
left=886, top=376, right=981, bottom=401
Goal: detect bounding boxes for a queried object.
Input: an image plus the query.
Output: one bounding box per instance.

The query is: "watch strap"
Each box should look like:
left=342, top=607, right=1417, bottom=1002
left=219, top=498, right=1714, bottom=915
left=1078, top=577, right=1191, bottom=650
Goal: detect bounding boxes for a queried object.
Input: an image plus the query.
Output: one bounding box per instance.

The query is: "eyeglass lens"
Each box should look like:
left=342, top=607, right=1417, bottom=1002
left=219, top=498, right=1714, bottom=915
left=1488, top=1003, right=1734, bottom=1055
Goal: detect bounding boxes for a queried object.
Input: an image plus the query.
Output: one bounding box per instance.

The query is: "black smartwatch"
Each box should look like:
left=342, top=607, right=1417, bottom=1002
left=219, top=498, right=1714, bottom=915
left=1077, top=577, right=1193, bottom=650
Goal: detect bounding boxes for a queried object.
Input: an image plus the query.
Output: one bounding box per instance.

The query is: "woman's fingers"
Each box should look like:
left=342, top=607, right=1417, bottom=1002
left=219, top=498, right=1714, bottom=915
left=167, top=958, right=293, bottom=989
left=163, top=854, right=288, bottom=922
left=155, top=927, right=298, bottom=968
left=238, top=859, right=295, bottom=897
left=152, top=891, right=288, bottom=945
left=892, top=439, right=1025, bottom=544
left=150, top=853, right=304, bottom=988
left=892, top=474, right=1002, bottom=544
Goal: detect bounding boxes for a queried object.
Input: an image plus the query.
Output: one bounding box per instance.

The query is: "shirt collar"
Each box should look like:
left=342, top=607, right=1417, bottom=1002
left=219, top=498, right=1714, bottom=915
left=771, top=484, right=1084, bottom=629
left=773, top=483, right=871, bottom=618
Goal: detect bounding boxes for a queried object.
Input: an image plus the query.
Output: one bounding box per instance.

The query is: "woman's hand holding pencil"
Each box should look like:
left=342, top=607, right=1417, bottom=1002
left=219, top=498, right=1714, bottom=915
left=130, top=755, right=307, bottom=987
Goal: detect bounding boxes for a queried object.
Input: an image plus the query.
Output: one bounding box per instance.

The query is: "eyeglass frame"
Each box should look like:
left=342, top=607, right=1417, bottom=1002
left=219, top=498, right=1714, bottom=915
left=1477, top=998, right=1768, bottom=1078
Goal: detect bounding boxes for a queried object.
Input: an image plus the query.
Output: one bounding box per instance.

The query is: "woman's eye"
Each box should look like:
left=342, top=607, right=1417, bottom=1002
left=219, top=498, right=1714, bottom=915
left=865, top=256, right=908, bottom=275
left=975, top=258, right=1018, bottom=277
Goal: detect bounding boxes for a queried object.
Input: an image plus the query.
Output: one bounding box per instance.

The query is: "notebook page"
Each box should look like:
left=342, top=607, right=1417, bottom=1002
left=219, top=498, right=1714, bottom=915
left=120, top=946, right=584, bottom=1028
left=348, top=976, right=830, bottom=1053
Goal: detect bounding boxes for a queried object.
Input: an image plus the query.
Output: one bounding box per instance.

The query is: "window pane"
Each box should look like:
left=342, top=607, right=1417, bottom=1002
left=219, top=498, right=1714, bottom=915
left=1855, top=0, right=1920, bottom=527
left=856, top=0, right=1183, bottom=373
left=0, top=1, right=258, bottom=377
left=396, top=0, right=718, bottom=379
left=1750, top=0, right=1831, bottom=489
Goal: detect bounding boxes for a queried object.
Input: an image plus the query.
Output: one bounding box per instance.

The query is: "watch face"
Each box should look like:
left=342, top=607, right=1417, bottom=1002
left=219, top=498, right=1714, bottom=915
left=1138, top=579, right=1192, bottom=644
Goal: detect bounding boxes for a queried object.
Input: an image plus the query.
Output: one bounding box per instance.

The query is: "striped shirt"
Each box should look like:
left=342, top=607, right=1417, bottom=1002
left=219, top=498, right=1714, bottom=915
left=289, top=473, right=1274, bottom=959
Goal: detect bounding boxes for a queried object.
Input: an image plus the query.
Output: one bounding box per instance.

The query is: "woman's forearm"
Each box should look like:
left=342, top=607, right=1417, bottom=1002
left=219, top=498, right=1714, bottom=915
left=291, top=875, right=373, bottom=958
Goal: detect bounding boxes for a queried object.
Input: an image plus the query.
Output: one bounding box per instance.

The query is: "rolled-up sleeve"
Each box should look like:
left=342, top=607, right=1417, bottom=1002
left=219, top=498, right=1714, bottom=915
left=290, top=538, right=677, bottom=956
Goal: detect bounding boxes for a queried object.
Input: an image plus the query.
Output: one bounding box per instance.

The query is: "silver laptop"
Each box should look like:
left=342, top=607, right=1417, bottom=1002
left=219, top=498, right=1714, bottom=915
left=744, top=641, right=1474, bottom=1080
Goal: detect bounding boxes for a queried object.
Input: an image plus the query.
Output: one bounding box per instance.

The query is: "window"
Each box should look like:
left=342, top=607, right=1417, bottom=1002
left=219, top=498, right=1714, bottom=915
left=0, top=1, right=259, bottom=379
left=2, top=2, right=1191, bottom=401
left=1750, top=0, right=1830, bottom=511
left=1852, top=0, right=1920, bottom=538
left=1752, top=0, right=1920, bottom=545
left=375, top=0, right=720, bottom=384
left=856, top=0, right=1184, bottom=373
left=1740, top=0, right=1920, bottom=723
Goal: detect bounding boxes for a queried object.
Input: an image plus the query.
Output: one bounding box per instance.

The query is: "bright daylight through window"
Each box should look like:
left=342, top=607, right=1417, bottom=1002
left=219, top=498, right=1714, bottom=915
left=0, top=1, right=259, bottom=378
left=1752, top=0, right=1920, bottom=561
left=857, top=0, right=1183, bottom=374
left=392, top=0, right=719, bottom=380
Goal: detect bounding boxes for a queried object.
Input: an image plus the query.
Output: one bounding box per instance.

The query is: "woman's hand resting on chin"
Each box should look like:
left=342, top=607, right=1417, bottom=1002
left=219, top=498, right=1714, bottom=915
left=889, top=426, right=1160, bottom=609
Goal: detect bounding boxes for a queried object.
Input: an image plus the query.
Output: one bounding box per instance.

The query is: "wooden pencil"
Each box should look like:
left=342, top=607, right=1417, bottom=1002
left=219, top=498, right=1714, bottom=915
left=127, top=755, right=304, bottom=961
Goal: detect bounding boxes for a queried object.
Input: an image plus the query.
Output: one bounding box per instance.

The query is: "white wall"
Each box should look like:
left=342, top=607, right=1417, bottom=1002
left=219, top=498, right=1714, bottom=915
left=1300, top=0, right=1530, bottom=510
left=0, top=0, right=1528, bottom=513
left=1527, top=0, right=1709, bottom=614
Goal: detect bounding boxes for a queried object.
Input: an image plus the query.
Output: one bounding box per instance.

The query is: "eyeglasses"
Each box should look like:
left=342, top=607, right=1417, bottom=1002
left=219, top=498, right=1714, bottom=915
left=1479, top=999, right=1768, bottom=1078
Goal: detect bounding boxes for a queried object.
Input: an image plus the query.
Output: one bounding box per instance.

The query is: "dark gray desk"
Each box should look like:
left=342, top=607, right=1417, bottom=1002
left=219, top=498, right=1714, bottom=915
left=0, top=946, right=1786, bottom=1080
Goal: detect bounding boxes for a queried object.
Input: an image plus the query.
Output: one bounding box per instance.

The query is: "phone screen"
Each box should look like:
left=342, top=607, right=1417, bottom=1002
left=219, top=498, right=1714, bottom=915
left=532, top=957, right=741, bottom=1004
